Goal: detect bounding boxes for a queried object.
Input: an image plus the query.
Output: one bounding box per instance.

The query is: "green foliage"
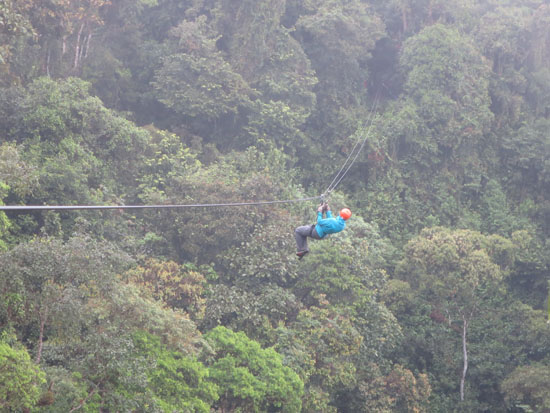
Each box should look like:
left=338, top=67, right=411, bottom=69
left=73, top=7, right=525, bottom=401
left=508, top=230, right=550, bottom=308
left=137, top=126, right=201, bottom=202
left=0, top=140, right=36, bottom=249
left=0, top=235, right=205, bottom=410
left=35, top=366, right=92, bottom=412
left=0, top=0, right=35, bottom=84
left=397, top=227, right=513, bottom=313
left=220, top=218, right=301, bottom=287
left=152, top=4, right=319, bottom=152
left=2, top=1, right=550, bottom=411
left=0, top=208, right=8, bottom=251
left=133, top=331, right=218, bottom=412
left=502, top=363, right=550, bottom=413
left=17, top=77, right=148, bottom=188
left=502, top=118, right=550, bottom=208
left=474, top=5, right=531, bottom=74
left=0, top=334, right=45, bottom=411
left=295, top=0, right=384, bottom=117
left=0, top=142, right=37, bottom=197
left=275, top=301, right=361, bottom=412
left=201, top=283, right=301, bottom=347
left=357, top=363, right=431, bottom=413
left=399, top=24, right=493, bottom=160
left=90, top=280, right=203, bottom=355
left=479, top=179, right=525, bottom=235
left=0, top=235, right=132, bottom=343
left=153, top=17, right=253, bottom=121
left=126, top=258, right=207, bottom=320
left=203, top=326, right=304, bottom=413
left=208, top=0, right=287, bottom=76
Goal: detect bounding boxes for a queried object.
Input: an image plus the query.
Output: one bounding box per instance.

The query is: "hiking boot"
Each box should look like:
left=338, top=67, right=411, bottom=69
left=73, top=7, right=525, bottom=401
left=296, top=250, right=309, bottom=260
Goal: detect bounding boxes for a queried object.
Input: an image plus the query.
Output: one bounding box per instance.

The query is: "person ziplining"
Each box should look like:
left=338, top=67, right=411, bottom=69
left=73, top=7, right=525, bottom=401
left=294, top=202, right=351, bottom=259
left=290, top=91, right=378, bottom=260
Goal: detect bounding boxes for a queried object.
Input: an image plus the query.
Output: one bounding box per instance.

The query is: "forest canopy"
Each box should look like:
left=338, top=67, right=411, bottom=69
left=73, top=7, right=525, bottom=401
left=1, top=0, right=549, bottom=412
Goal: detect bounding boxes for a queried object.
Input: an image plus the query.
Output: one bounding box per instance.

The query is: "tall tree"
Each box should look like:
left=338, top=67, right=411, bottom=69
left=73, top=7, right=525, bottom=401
left=398, top=24, right=493, bottom=167
left=153, top=16, right=253, bottom=125
left=396, top=227, right=513, bottom=402
left=0, top=235, right=133, bottom=363
left=202, top=326, right=304, bottom=413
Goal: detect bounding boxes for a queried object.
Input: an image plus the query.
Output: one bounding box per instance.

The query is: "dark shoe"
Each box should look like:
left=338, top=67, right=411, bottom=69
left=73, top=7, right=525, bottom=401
left=296, top=250, right=309, bottom=260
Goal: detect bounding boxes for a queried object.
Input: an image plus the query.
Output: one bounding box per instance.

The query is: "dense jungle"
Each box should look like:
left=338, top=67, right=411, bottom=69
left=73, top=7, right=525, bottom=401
left=1, top=0, right=550, bottom=412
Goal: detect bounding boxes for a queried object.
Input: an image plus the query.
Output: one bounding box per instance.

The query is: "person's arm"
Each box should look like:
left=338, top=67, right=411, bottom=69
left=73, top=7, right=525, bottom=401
left=317, top=203, right=325, bottom=222
left=326, top=210, right=333, bottom=218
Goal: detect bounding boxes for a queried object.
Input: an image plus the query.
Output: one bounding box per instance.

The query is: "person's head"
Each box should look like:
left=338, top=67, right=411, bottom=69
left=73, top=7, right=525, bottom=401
left=339, top=208, right=352, bottom=220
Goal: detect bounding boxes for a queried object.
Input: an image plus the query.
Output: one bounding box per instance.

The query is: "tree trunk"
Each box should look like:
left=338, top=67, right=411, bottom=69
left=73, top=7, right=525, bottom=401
left=84, top=32, right=92, bottom=60
left=46, top=48, right=51, bottom=77
left=74, top=22, right=85, bottom=69
left=460, top=315, right=468, bottom=401
left=35, top=307, right=48, bottom=364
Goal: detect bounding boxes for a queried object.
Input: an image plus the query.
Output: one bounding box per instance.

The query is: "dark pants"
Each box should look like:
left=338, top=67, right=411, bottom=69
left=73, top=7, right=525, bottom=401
left=294, top=224, right=322, bottom=252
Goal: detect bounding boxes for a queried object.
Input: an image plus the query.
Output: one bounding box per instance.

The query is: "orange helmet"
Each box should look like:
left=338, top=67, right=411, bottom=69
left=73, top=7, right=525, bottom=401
left=339, top=208, right=352, bottom=220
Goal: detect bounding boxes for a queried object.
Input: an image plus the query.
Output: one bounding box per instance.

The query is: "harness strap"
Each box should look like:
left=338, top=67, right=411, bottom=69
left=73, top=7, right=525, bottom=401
left=310, top=224, right=322, bottom=240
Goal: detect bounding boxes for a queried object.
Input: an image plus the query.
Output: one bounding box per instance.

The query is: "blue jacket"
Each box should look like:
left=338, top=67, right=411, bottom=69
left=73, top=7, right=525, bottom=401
left=314, top=210, right=346, bottom=238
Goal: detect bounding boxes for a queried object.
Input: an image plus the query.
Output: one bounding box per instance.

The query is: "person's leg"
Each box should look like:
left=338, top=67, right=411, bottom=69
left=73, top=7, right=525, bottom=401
left=295, top=225, right=312, bottom=252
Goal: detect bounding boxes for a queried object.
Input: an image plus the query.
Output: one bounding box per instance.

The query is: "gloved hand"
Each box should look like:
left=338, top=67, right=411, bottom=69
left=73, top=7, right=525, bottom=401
left=323, top=203, right=330, bottom=213
left=317, top=204, right=324, bottom=213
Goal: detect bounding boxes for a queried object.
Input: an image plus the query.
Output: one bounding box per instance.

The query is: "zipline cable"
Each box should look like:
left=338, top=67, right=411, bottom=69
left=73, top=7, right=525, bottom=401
left=323, top=95, right=379, bottom=195
left=0, top=196, right=321, bottom=211
left=322, top=92, right=381, bottom=198
left=323, top=130, right=366, bottom=197
left=326, top=103, right=378, bottom=193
